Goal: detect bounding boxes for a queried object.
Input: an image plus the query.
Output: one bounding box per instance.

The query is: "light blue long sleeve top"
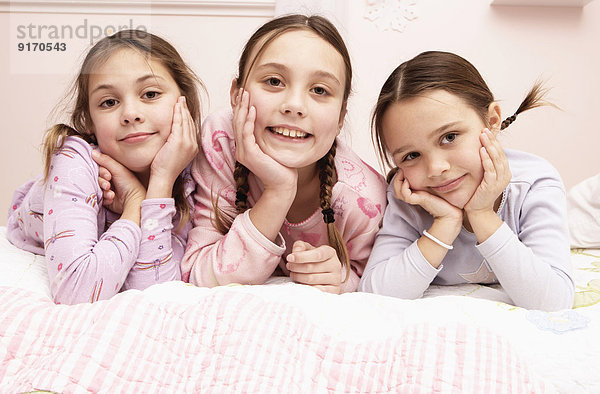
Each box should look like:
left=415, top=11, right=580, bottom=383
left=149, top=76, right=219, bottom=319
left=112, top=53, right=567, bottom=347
left=359, top=149, right=574, bottom=311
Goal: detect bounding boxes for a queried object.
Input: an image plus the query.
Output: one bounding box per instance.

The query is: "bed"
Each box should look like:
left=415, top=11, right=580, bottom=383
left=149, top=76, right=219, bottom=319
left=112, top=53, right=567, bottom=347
left=1, top=225, right=599, bottom=393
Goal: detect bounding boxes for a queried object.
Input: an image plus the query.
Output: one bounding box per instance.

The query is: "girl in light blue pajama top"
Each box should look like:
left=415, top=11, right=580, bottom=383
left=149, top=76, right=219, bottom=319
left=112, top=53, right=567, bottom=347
left=358, top=51, right=573, bottom=311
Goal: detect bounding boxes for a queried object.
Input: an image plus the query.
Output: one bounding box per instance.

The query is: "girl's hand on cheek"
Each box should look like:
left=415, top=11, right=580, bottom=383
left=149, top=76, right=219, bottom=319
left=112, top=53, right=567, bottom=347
left=150, top=97, right=199, bottom=193
left=233, top=89, right=298, bottom=192
left=393, top=169, right=462, bottom=223
left=286, top=240, right=342, bottom=294
left=464, top=129, right=511, bottom=214
left=92, top=150, right=146, bottom=212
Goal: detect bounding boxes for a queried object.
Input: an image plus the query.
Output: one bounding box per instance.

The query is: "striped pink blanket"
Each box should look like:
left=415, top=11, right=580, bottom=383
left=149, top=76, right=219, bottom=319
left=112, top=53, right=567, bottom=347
left=0, top=283, right=547, bottom=392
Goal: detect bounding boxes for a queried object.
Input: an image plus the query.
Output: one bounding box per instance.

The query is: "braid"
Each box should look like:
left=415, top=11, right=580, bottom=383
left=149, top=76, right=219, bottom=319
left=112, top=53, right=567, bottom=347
left=318, top=143, right=336, bottom=213
left=500, top=114, right=517, bottom=130
left=172, top=174, right=191, bottom=232
left=211, top=161, right=250, bottom=235
left=234, top=161, right=251, bottom=213
left=500, top=81, right=551, bottom=131
left=317, top=140, right=350, bottom=282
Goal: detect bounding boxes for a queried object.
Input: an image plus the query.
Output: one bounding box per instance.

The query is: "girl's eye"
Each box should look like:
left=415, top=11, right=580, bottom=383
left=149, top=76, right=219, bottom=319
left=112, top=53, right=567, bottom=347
left=312, top=86, right=328, bottom=96
left=403, top=152, right=420, bottom=162
left=143, top=91, right=160, bottom=99
left=442, top=133, right=457, bottom=144
left=266, top=77, right=282, bottom=87
left=100, top=99, right=117, bottom=108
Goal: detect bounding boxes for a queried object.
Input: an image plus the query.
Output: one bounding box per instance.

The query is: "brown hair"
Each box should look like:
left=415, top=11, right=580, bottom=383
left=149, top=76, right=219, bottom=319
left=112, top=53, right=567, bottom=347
left=213, top=14, right=351, bottom=279
left=42, top=29, right=204, bottom=227
left=371, top=51, right=549, bottom=181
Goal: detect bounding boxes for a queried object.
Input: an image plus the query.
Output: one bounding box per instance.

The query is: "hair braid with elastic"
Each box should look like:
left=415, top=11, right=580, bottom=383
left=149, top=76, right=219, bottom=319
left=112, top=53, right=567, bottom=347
left=500, top=81, right=550, bottom=130
left=234, top=161, right=251, bottom=213
left=211, top=161, right=249, bottom=235
left=500, top=115, right=517, bottom=130
left=317, top=140, right=350, bottom=282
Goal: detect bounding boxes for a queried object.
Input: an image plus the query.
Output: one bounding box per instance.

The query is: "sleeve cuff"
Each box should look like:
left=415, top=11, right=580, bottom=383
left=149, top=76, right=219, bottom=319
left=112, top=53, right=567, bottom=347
left=408, top=240, right=443, bottom=277
left=141, top=198, right=175, bottom=208
left=239, top=209, right=286, bottom=255
left=475, top=222, right=513, bottom=258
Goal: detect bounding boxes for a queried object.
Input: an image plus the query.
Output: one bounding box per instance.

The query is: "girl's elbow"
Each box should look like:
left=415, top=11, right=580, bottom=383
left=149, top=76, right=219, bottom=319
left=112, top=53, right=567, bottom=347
left=519, top=284, right=575, bottom=312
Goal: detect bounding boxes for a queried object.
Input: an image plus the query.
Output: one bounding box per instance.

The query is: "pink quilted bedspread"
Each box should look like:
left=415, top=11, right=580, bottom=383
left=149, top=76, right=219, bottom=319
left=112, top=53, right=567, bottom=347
left=0, top=282, right=549, bottom=393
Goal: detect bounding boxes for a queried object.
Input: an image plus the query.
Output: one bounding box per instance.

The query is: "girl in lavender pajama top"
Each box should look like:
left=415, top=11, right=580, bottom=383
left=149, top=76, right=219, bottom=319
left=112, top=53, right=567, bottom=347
left=6, top=30, right=203, bottom=304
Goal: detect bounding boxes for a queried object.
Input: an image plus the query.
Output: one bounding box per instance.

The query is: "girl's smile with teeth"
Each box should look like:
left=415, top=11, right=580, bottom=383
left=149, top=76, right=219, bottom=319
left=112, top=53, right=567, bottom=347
left=268, top=126, right=310, bottom=139
left=241, top=28, right=346, bottom=169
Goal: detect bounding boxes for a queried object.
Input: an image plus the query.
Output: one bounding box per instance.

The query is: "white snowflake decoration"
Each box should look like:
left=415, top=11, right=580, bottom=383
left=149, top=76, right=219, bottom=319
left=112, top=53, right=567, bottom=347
left=364, top=0, right=419, bottom=32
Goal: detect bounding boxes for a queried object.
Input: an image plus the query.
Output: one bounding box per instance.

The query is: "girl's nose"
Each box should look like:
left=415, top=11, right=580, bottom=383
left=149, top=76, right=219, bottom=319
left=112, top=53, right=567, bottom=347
left=280, top=89, right=306, bottom=117
left=120, top=102, right=144, bottom=125
left=427, top=155, right=451, bottom=177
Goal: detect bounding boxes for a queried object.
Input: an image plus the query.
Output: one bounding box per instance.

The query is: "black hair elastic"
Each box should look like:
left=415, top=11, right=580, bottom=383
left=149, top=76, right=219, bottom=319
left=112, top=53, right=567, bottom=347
left=501, top=114, right=518, bottom=130
left=322, top=208, right=335, bottom=224
left=235, top=191, right=248, bottom=204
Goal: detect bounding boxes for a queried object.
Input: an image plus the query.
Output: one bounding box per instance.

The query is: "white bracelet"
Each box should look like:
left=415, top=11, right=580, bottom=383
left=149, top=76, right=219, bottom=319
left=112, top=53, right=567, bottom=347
left=422, top=230, right=453, bottom=250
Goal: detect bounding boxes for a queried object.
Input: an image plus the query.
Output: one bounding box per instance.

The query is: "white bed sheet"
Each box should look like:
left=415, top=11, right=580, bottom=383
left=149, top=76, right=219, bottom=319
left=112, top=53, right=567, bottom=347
left=1, top=226, right=599, bottom=392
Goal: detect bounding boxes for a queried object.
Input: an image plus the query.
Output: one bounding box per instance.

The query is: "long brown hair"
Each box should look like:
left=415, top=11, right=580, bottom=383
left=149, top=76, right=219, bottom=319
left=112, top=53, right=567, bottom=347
left=212, top=14, right=352, bottom=278
left=371, top=51, right=550, bottom=181
left=43, top=29, right=204, bottom=226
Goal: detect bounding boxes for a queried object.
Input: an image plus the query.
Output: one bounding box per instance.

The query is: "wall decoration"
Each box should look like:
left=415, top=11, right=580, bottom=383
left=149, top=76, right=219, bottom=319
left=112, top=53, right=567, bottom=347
left=364, top=0, right=418, bottom=32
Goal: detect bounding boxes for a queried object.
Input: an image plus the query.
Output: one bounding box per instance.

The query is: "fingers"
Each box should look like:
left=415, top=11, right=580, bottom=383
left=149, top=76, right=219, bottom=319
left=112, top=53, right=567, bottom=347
left=291, top=240, right=311, bottom=253
left=233, top=89, right=259, bottom=165
left=286, top=244, right=342, bottom=293
left=465, top=129, right=511, bottom=214
left=232, top=89, right=248, bottom=147
left=92, top=151, right=118, bottom=207
left=393, top=174, right=417, bottom=204
left=171, top=97, right=183, bottom=138
left=181, top=97, right=198, bottom=147
left=98, top=166, right=112, bottom=182
left=289, top=271, right=340, bottom=286
left=102, top=189, right=116, bottom=206
left=480, top=129, right=511, bottom=186
left=97, top=166, right=112, bottom=191
left=392, top=170, right=404, bottom=199
left=286, top=244, right=336, bottom=266
left=170, top=96, right=198, bottom=143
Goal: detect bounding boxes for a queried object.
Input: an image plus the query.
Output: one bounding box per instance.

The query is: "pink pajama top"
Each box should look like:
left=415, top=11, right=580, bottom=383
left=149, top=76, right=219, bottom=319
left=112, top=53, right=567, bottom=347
left=7, top=136, right=194, bottom=304
left=181, top=109, right=387, bottom=293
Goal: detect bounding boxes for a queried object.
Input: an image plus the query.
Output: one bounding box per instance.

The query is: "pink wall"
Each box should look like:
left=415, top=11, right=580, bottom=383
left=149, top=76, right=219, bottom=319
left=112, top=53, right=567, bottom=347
left=1, top=0, right=598, bottom=225
left=340, top=0, right=600, bottom=188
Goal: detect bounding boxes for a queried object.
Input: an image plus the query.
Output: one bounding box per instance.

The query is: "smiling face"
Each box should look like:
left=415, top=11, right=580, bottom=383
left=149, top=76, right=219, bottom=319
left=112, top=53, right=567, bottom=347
left=88, top=48, right=181, bottom=175
left=236, top=29, right=347, bottom=171
left=382, top=89, right=497, bottom=209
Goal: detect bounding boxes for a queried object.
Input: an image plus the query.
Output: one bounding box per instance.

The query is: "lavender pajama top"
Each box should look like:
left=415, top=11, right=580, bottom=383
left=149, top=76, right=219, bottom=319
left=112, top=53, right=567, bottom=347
left=359, top=149, right=574, bottom=311
left=7, top=136, right=194, bottom=304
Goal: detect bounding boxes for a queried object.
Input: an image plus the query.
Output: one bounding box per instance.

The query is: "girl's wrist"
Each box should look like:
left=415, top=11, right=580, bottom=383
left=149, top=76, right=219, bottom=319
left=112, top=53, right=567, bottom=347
left=146, top=177, right=176, bottom=199
left=429, top=219, right=461, bottom=246
left=262, top=183, right=297, bottom=204
left=466, top=210, right=503, bottom=243
left=432, top=216, right=462, bottom=240
left=249, top=188, right=295, bottom=242
left=417, top=219, right=459, bottom=269
left=465, top=208, right=496, bottom=226
left=121, top=197, right=143, bottom=225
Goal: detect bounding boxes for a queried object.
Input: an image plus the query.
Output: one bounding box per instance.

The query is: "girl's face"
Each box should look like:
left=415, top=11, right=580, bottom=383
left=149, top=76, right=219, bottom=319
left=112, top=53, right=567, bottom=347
left=88, top=48, right=180, bottom=175
left=235, top=29, right=346, bottom=171
left=382, top=89, right=499, bottom=209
